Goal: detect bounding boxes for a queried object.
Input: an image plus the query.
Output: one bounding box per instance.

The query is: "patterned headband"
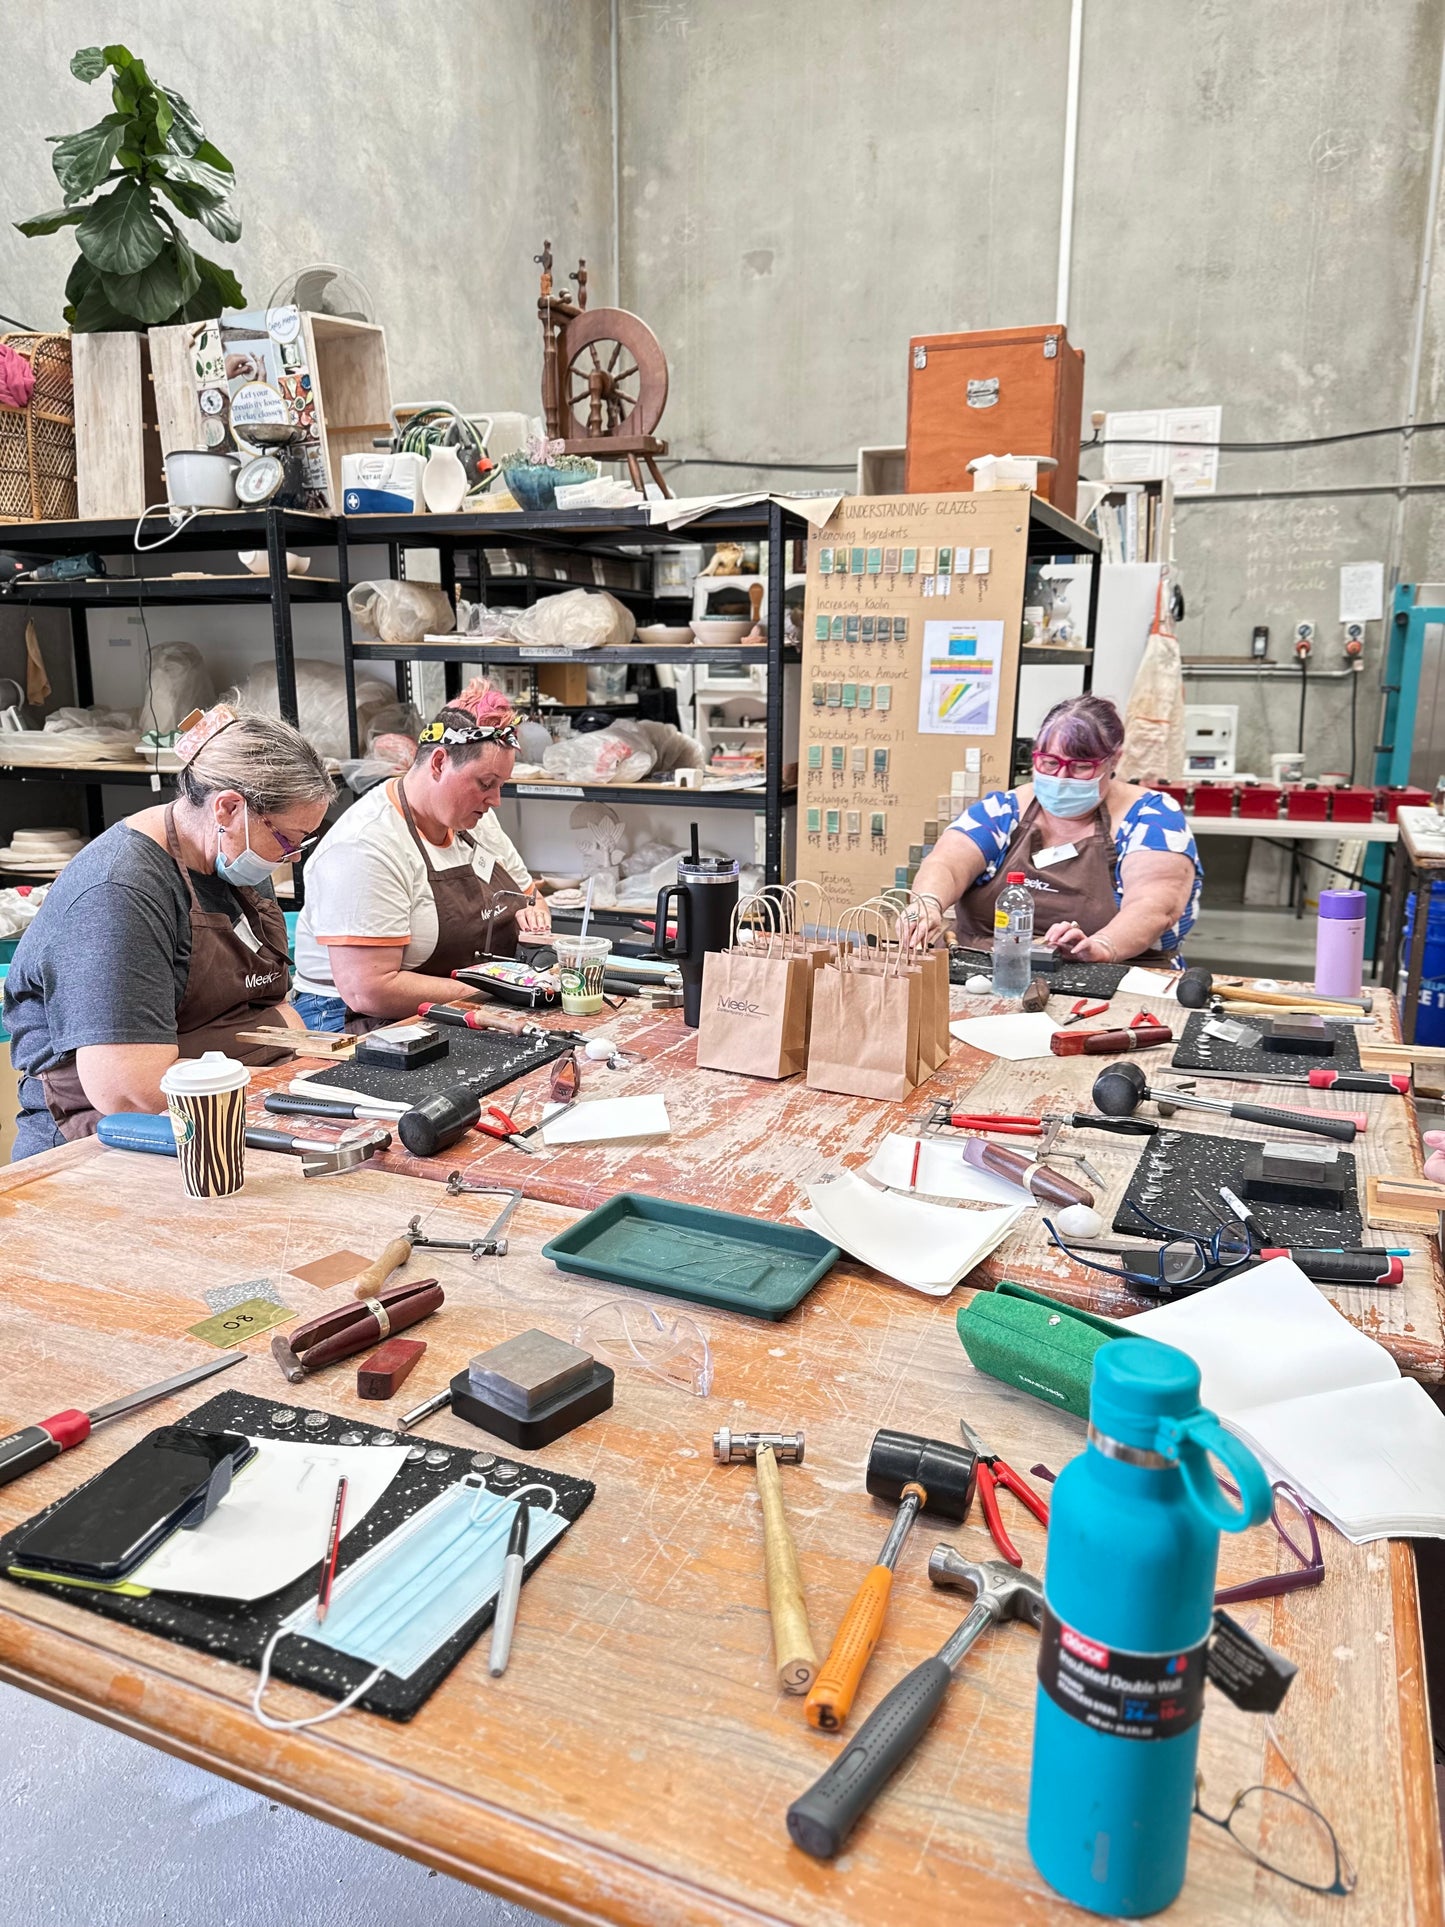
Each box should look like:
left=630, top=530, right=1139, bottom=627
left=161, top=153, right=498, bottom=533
left=418, top=716, right=519, bottom=750
left=175, top=704, right=240, bottom=767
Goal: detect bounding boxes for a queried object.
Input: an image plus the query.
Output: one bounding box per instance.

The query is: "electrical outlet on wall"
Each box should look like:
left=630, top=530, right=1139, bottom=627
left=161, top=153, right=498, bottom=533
left=1342, top=622, right=1365, bottom=661
left=1293, top=620, right=1315, bottom=659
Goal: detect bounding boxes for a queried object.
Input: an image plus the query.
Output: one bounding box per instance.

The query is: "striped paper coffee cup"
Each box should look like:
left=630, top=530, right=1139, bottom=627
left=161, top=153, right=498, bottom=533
left=159, top=1051, right=251, bottom=1199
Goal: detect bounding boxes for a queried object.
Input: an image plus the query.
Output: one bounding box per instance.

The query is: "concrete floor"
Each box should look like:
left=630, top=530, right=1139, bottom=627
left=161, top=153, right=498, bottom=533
left=0, top=1685, right=550, bottom=1927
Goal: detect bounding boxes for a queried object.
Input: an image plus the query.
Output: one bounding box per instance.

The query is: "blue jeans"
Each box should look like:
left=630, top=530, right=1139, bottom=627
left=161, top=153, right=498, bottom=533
left=290, top=990, right=348, bottom=1031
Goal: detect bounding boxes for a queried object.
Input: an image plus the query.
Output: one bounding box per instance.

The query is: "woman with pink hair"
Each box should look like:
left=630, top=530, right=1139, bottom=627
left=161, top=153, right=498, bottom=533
left=292, top=681, right=550, bottom=1027
left=909, top=693, right=1201, bottom=964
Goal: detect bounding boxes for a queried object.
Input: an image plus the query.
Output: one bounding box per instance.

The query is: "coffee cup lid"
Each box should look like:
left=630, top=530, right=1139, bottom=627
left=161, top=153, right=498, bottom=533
left=160, top=1051, right=251, bottom=1096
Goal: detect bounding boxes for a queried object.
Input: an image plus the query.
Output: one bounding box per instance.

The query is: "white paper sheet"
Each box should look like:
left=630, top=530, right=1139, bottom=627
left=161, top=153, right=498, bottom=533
left=1123, top=1259, right=1399, bottom=1415
left=130, top=1437, right=411, bottom=1601
left=797, top=1174, right=1023, bottom=1294
left=864, top=1133, right=1033, bottom=1205
left=540, top=1095, right=671, bottom=1146
left=1338, top=561, right=1384, bottom=624
left=1117, top=967, right=1180, bottom=999
left=949, top=1012, right=1059, bottom=1060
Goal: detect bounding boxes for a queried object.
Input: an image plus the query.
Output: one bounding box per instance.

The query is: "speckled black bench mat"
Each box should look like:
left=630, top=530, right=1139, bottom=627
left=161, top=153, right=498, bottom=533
left=0, top=1390, right=594, bottom=1722
left=1170, top=1009, right=1361, bottom=1079
left=1110, top=1127, right=1363, bottom=1250
left=948, top=946, right=1130, bottom=999
left=305, top=1024, right=573, bottom=1108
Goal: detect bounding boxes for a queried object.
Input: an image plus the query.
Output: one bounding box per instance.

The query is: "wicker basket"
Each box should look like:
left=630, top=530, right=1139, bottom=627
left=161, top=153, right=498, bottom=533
left=0, top=333, right=77, bottom=521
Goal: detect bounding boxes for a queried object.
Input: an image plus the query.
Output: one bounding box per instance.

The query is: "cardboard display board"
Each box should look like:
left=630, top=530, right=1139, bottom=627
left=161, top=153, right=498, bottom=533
left=799, top=493, right=1030, bottom=908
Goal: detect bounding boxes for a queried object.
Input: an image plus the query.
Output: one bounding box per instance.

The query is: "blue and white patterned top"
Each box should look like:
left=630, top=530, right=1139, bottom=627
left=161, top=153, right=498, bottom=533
left=946, top=788, right=1202, bottom=953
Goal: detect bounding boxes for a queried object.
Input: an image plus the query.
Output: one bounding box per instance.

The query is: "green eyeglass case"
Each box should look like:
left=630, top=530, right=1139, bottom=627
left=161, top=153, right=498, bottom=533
left=956, top=1280, right=1136, bottom=1419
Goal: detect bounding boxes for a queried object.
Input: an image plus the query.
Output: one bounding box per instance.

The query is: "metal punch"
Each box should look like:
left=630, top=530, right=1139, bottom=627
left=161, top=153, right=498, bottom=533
left=406, top=1188, right=524, bottom=1259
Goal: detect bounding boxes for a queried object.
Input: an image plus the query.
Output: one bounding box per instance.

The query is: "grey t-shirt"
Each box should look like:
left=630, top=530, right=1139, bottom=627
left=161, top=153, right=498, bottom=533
left=4, top=822, right=277, bottom=1161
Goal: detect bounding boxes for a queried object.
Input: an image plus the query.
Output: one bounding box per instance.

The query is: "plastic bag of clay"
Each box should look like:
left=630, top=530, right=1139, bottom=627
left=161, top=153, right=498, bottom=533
left=347, top=579, right=456, bottom=646
left=226, top=659, right=395, bottom=764
left=633, top=719, right=705, bottom=773
left=143, top=641, right=215, bottom=735
left=510, top=589, right=636, bottom=652
left=542, top=722, right=655, bottom=784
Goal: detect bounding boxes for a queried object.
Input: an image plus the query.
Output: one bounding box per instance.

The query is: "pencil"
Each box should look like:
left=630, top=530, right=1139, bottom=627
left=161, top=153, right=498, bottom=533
left=317, top=1474, right=348, bottom=1625
left=909, top=1139, right=922, bottom=1192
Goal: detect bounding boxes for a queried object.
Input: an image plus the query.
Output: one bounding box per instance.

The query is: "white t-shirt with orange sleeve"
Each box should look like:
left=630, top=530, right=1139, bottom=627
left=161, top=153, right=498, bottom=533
left=292, top=780, right=532, bottom=997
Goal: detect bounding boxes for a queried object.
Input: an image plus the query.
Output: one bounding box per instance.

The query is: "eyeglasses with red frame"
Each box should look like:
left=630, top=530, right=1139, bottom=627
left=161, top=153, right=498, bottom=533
left=1032, top=747, right=1113, bottom=780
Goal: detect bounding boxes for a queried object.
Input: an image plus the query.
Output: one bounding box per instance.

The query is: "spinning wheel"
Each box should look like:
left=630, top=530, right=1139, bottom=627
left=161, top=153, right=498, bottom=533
left=536, top=240, right=672, bottom=496
left=557, top=308, right=668, bottom=443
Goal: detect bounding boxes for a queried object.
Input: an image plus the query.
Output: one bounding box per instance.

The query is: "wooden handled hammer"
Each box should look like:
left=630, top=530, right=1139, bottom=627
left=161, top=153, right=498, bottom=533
left=714, top=1426, right=817, bottom=1694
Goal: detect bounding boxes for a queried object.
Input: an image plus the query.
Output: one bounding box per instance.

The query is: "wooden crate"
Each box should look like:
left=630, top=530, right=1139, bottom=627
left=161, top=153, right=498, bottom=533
left=149, top=310, right=392, bottom=512
left=905, top=324, right=1085, bottom=518
left=536, top=663, right=590, bottom=705
left=0, top=333, right=77, bottom=522
left=72, top=331, right=165, bottom=519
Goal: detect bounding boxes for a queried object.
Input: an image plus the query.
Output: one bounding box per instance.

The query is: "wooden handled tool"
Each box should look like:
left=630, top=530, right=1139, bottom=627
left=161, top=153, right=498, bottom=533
left=352, top=1231, right=417, bottom=1301
left=714, top=1427, right=817, bottom=1693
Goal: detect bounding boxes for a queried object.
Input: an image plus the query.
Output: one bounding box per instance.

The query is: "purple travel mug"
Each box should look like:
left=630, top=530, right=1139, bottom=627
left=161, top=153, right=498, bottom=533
left=1314, top=888, right=1366, bottom=998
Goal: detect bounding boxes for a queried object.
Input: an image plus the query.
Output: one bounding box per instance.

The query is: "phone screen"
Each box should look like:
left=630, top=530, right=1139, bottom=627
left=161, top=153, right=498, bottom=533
left=14, top=1428, right=252, bottom=1579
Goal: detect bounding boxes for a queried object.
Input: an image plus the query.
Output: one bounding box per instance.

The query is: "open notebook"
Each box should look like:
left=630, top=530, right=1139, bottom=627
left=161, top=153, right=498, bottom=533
left=1124, top=1258, right=1445, bottom=1543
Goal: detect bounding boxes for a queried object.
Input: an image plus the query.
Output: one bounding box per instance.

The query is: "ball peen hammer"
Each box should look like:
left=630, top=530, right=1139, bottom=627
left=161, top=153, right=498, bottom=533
left=714, top=1427, right=818, bottom=1694
left=787, top=1551, right=1044, bottom=1858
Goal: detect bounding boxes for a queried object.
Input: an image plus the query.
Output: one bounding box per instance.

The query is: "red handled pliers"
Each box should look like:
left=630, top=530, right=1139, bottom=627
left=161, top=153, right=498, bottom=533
left=935, top=1111, right=1046, bottom=1137
left=1062, top=997, right=1110, bottom=1026
left=476, top=1104, right=539, bottom=1155
left=959, top=1418, right=1051, bottom=1567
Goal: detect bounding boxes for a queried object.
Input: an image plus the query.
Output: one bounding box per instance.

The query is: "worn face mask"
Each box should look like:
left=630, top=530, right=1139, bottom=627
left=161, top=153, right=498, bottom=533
left=1033, top=771, right=1102, bottom=818
left=252, top=1479, right=565, bottom=1729
left=215, top=803, right=281, bottom=888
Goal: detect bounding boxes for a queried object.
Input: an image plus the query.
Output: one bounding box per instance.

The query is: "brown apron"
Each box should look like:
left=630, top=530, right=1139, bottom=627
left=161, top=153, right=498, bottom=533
left=954, top=795, right=1173, bottom=966
left=395, top=780, right=526, bottom=970
left=41, top=807, right=294, bottom=1141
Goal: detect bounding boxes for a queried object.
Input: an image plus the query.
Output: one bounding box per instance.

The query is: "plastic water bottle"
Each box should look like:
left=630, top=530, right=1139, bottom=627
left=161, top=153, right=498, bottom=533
left=1027, top=1338, right=1272, bottom=1916
left=991, top=870, right=1034, bottom=997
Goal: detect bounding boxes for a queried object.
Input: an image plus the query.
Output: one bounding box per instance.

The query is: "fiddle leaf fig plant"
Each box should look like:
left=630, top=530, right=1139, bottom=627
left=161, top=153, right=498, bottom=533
left=15, top=44, right=246, bottom=331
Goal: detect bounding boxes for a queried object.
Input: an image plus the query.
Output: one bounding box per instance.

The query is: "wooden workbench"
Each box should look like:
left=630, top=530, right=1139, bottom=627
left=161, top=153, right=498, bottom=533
left=249, top=974, right=1445, bottom=1379
left=0, top=1139, right=1438, bottom=1925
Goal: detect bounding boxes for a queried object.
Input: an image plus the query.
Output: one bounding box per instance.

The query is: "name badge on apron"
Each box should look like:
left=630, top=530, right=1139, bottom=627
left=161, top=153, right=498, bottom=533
left=1034, top=843, right=1078, bottom=869
left=232, top=914, right=262, bottom=954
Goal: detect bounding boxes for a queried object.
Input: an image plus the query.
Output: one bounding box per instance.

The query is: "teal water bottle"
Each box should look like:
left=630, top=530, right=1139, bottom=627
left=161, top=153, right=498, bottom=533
left=1027, top=1338, right=1272, bottom=1917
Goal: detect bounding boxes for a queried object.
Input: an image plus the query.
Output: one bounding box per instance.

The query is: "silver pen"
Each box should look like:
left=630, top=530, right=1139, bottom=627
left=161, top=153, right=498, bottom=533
left=398, top=1387, right=452, bottom=1433
left=488, top=1505, right=530, bottom=1676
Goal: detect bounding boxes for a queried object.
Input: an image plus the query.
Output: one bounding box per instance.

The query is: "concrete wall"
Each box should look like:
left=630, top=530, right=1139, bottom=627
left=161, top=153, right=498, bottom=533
left=0, top=0, right=613, bottom=406
left=618, top=0, right=1445, bottom=784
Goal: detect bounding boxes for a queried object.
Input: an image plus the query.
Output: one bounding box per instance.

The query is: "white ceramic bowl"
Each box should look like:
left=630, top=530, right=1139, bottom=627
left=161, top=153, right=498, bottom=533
left=688, top=617, right=752, bottom=646
left=237, top=550, right=311, bottom=576
left=635, top=624, right=696, bottom=646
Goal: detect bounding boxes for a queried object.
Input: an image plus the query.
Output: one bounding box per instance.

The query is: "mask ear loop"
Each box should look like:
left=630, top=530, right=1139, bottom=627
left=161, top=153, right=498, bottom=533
left=507, top=1482, right=559, bottom=1512
left=251, top=1625, right=385, bottom=1732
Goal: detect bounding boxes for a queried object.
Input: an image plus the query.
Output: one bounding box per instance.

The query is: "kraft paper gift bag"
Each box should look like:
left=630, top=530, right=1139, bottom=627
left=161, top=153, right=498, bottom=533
left=805, top=949, right=920, bottom=1101
left=921, top=944, right=953, bottom=1068
left=696, top=943, right=810, bottom=1079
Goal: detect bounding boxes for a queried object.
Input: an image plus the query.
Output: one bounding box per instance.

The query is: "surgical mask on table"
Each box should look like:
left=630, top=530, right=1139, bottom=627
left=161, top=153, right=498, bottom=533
left=252, top=1479, right=565, bottom=1730
left=1032, top=772, right=1102, bottom=818
left=215, top=804, right=281, bottom=888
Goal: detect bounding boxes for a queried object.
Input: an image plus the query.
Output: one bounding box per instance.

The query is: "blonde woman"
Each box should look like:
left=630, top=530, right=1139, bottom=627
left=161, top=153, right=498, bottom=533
left=4, top=705, right=333, bottom=1158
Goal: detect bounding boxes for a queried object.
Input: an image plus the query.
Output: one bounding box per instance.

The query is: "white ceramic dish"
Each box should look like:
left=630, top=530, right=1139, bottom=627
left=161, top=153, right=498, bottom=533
left=635, top=624, right=695, bottom=646
left=688, top=618, right=751, bottom=646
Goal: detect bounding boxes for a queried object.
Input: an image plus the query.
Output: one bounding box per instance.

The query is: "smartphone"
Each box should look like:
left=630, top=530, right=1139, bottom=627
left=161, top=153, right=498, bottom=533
left=12, top=1427, right=254, bottom=1582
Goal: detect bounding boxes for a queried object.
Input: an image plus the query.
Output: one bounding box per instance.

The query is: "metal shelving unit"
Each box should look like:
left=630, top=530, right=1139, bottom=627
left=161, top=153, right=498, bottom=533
left=340, top=501, right=809, bottom=885
left=0, top=506, right=332, bottom=894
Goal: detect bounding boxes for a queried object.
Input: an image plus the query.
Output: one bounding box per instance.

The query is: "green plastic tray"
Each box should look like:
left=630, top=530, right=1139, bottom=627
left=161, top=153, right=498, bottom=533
left=542, top=1194, right=840, bottom=1320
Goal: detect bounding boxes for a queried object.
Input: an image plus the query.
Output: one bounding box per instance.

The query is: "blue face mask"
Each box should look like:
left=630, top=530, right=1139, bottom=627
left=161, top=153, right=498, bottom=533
left=215, top=803, right=280, bottom=888
left=1033, top=772, right=1103, bottom=818
left=252, top=1480, right=565, bottom=1729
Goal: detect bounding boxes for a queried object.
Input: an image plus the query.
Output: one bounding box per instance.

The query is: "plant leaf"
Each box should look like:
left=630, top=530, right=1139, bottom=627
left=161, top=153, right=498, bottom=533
left=100, top=45, right=134, bottom=68
left=65, top=255, right=97, bottom=304
left=51, top=115, right=127, bottom=197
left=70, top=46, right=108, bottom=83
left=76, top=179, right=166, bottom=274
left=193, top=250, right=245, bottom=310
left=99, top=252, right=189, bottom=326
left=68, top=272, right=136, bottom=333
left=153, top=153, right=234, bottom=202
left=159, top=87, right=203, bottom=156
left=195, top=196, right=242, bottom=246
left=179, top=280, right=225, bottom=323
left=192, top=139, right=234, bottom=177
left=14, top=205, right=85, bottom=238
left=171, top=229, right=203, bottom=303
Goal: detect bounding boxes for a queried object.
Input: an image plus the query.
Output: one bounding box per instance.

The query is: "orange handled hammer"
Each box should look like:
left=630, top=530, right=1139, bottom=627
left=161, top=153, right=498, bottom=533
left=804, top=1428, right=978, bottom=1731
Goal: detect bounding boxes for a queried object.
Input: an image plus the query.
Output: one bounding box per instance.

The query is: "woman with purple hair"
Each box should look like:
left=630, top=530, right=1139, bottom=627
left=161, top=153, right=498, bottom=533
left=908, top=693, right=1201, bottom=964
